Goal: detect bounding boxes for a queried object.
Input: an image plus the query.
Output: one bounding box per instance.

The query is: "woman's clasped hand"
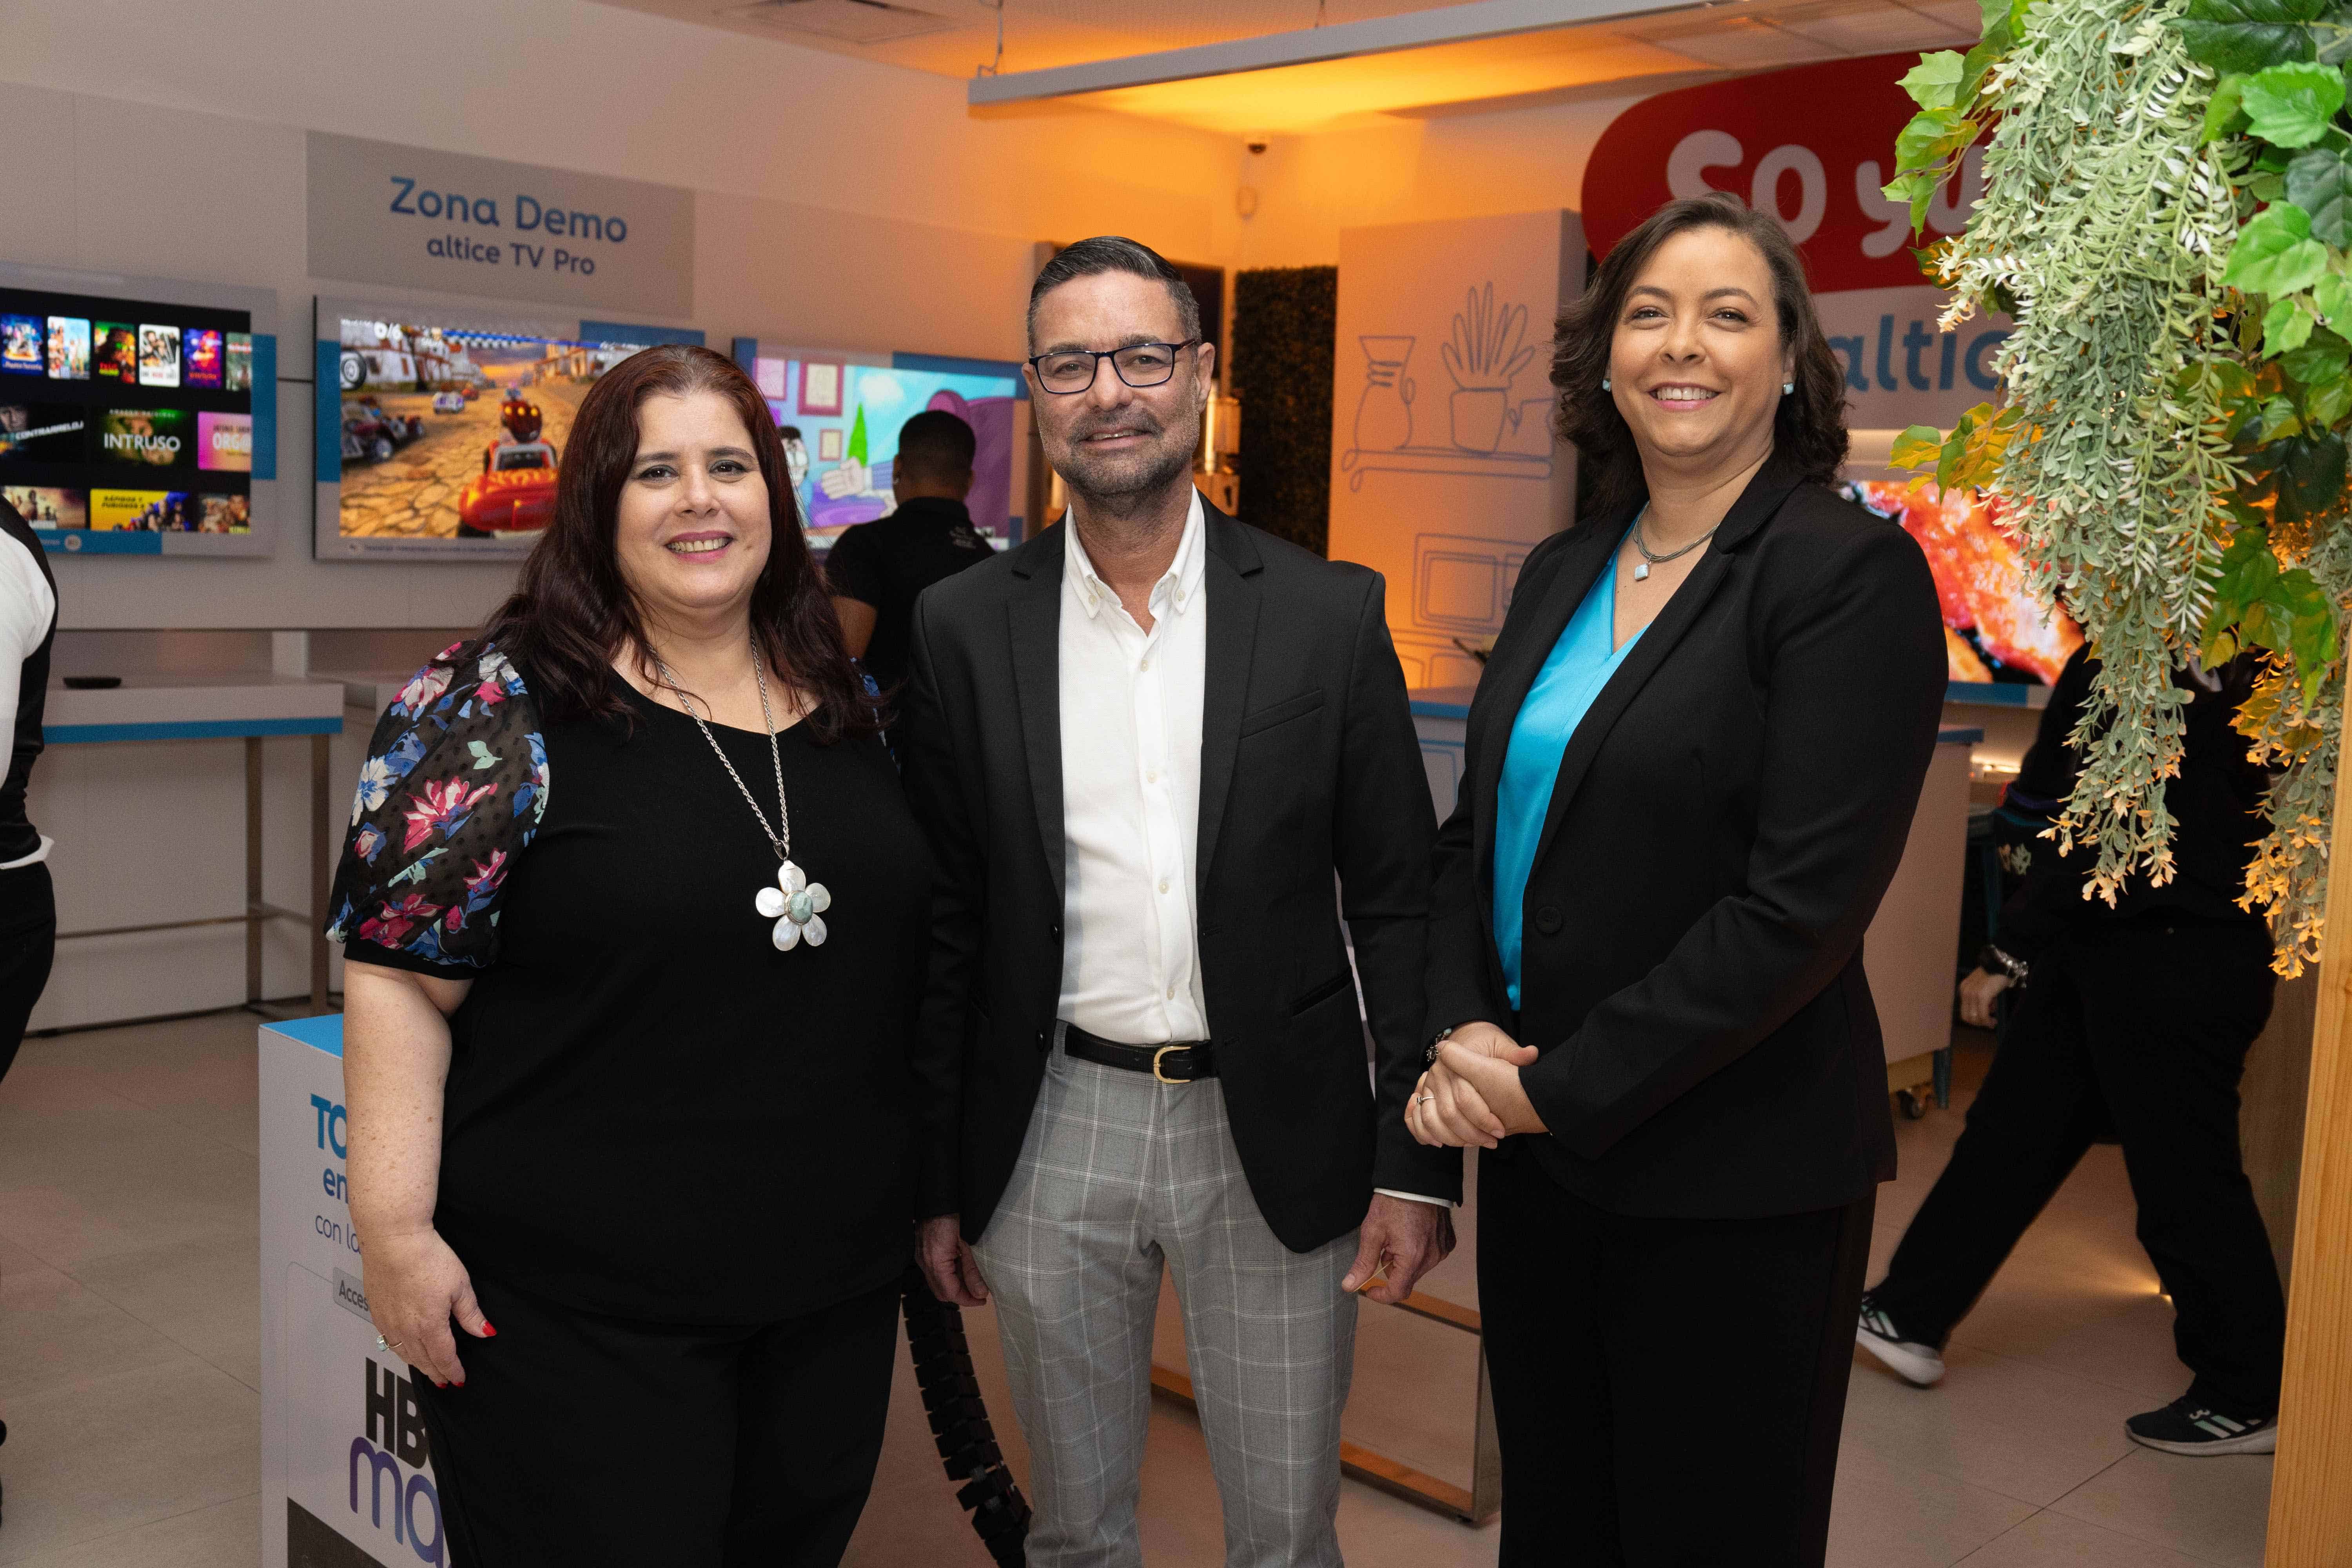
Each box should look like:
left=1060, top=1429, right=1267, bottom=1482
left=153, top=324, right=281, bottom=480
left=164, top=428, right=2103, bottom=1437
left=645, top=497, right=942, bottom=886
left=1407, top=1022, right=1543, bottom=1148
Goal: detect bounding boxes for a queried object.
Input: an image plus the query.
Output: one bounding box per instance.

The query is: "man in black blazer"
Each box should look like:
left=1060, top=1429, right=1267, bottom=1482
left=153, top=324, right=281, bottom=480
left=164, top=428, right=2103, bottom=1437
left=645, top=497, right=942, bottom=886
left=901, top=237, right=1454, bottom=1566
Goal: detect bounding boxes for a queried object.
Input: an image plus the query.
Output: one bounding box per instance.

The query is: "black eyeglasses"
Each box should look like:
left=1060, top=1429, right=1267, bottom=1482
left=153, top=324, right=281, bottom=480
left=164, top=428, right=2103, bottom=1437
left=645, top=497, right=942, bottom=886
left=1027, top=339, right=1202, bottom=395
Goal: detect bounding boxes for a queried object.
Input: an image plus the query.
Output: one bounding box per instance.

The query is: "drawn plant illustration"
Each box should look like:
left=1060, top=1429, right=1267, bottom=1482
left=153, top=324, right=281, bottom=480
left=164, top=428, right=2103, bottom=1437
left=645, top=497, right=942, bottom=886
left=1443, top=283, right=1539, bottom=453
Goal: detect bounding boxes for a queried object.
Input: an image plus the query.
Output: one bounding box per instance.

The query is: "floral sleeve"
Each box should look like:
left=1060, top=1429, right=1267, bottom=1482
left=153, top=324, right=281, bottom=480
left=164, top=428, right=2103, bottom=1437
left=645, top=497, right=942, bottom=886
left=325, top=642, right=547, bottom=977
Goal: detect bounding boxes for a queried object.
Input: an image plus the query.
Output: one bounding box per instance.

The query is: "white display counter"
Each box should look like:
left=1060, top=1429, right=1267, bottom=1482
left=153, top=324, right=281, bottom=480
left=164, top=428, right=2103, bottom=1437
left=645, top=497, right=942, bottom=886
left=258, top=1012, right=448, bottom=1568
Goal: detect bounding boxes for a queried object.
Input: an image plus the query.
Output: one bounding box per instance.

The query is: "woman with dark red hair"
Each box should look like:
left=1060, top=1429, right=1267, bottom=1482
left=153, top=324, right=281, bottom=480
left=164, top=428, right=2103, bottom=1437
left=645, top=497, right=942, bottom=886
left=327, top=345, right=929, bottom=1564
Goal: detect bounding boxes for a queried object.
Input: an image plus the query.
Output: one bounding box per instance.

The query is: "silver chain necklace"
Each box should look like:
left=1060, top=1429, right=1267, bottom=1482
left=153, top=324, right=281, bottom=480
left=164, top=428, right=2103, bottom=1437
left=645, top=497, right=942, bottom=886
left=1630, top=506, right=1719, bottom=581
left=651, top=638, right=832, bottom=951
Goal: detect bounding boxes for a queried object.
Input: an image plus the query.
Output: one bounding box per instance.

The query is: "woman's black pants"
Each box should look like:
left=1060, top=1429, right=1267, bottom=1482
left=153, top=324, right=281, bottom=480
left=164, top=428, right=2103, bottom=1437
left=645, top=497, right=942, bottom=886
left=412, top=1273, right=900, bottom=1567
left=1870, top=916, right=2284, bottom=1415
left=0, top=860, right=55, bottom=1086
left=1478, top=1147, right=1876, bottom=1567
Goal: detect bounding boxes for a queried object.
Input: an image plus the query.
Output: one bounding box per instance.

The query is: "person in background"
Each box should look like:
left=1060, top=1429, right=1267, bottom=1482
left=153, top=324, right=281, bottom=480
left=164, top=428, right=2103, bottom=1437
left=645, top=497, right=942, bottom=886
left=825, top=408, right=994, bottom=694
left=1858, top=644, right=2285, bottom=1455
left=0, top=494, right=56, bottom=1087
left=902, top=235, right=1456, bottom=1567
left=327, top=345, right=930, bottom=1566
left=1409, top=192, right=1946, bottom=1566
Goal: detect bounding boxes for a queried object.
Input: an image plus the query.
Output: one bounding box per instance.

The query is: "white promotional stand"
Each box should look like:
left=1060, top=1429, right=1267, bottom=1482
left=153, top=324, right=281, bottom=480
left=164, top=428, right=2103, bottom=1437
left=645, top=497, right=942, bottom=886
left=258, top=1013, right=448, bottom=1568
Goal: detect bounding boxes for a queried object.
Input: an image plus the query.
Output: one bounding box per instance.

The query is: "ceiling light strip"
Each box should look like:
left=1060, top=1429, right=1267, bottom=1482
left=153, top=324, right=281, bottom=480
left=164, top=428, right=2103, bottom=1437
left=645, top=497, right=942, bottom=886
left=966, top=0, right=1709, bottom=106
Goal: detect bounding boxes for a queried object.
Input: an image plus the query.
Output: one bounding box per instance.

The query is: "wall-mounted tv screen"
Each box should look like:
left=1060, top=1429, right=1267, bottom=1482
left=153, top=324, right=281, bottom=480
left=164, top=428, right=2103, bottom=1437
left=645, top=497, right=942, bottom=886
left=731, top=339, right=1025, bottom=552
left=0, top=267, right=274, bottom=557
left=1844, top=474, right=2083, bottom=706
left=314, top=296, right=700, bottom=560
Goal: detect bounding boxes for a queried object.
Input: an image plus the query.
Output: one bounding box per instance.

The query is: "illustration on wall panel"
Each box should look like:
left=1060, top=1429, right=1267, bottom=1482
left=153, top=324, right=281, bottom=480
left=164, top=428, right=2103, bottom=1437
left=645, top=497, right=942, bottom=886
left=1339, top=284, right=1553, bottom=490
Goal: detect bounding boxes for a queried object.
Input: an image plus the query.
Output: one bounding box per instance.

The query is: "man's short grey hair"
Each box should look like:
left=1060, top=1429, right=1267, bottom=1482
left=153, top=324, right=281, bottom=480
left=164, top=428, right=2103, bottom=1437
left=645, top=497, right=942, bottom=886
left=1027, top=236, right=1203, bottom=352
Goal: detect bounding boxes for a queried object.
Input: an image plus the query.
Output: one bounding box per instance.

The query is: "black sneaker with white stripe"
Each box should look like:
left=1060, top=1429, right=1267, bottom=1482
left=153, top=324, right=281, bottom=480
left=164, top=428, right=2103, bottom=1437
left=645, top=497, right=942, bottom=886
left=2125, top=1396, right=2277, bottom=1455
left=1855, top=1292, right=1945, bottom=1387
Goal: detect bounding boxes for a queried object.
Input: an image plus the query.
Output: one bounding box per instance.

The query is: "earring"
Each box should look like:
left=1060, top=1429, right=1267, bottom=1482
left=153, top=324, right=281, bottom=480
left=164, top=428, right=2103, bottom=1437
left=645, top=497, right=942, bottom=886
left=1601, top=377, right=1612, bottom=390
left=1782, top=380, right=1794, bottom=395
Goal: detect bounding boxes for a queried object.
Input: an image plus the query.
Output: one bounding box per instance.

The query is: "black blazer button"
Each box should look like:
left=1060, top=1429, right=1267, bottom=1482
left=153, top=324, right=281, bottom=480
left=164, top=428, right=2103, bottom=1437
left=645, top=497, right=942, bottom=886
left=1533, top=906, right=1564, bottom=936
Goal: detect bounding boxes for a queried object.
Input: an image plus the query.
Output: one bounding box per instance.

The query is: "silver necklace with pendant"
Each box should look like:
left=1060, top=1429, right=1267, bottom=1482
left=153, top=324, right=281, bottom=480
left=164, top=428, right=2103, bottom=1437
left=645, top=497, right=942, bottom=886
left=1630, top=506, right=1719, bottom=582
left=652, top=639, right=832, bottom=952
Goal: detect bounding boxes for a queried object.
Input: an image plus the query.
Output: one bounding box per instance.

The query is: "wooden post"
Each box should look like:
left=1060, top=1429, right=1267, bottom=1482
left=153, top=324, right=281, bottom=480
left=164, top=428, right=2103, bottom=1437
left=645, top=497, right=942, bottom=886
left=2265, top=740, right=2352, bottom=1564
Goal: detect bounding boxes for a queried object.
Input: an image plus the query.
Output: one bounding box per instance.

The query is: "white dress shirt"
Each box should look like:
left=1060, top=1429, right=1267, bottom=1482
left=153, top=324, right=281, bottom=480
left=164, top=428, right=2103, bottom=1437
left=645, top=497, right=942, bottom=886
left=1054, top=495, right=1445, bottom=1209
left=1056, top=490, right=1211, bottom=1044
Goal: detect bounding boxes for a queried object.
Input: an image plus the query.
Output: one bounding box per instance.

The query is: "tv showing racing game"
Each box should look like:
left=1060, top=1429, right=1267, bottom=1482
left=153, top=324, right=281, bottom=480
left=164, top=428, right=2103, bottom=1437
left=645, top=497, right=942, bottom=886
left=314, top=298, right=699, bottom=560
left=0, top=263, right=274, bottom=557
left=730, top=338, right=1025, bottom=552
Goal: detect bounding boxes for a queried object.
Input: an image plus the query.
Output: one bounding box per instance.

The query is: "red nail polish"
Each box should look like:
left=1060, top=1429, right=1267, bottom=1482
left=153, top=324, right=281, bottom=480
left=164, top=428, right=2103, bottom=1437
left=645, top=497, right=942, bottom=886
left=481, top=1322, right=498, bottom=1337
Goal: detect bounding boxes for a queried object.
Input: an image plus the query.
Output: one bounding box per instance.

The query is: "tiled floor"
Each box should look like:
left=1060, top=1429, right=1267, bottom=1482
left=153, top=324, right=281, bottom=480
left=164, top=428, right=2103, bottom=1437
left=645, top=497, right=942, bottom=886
left=0, top=1012, right=2275, bottom=1566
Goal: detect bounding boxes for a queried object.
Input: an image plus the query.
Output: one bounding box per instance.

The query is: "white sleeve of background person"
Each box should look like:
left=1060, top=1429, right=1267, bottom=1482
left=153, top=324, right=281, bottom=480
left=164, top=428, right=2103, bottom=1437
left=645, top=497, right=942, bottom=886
left=0, top=529, right=56, bottom=771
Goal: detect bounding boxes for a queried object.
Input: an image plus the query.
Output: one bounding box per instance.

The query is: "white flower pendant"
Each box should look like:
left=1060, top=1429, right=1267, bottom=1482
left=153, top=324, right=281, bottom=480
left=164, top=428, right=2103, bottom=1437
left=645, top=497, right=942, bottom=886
left=753, top=859, right=831, bottom=951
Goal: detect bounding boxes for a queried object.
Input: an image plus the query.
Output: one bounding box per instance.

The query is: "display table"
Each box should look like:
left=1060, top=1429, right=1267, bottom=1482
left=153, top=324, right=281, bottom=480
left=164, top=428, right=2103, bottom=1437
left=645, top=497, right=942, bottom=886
left=44, top=674, right=345, bottom=1013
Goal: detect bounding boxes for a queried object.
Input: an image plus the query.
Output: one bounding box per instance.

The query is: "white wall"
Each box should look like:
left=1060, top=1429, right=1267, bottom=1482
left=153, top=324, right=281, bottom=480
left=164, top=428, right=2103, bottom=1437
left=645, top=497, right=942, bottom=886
left=0, top=0, right=1250, bottom=631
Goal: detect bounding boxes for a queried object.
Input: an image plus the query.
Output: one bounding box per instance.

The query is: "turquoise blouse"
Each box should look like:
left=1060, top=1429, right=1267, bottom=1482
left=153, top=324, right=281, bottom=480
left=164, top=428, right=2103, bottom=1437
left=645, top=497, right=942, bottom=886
left=1493, top=547, right=1644, bottom=1011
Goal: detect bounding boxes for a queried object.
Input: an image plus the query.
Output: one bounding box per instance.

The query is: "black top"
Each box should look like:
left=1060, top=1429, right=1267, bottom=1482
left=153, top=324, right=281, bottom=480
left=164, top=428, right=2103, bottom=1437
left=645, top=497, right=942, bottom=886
left=824, top=497, right=995, bottom=693
left=897, top=505, right=1450, bottom=1254
left=328, top=648, right=932, bottom=1322
left=1, top=499, right=56, bottom=864
left=1991, top=645, right=2272, bottom=961
left=1425, top=457, right=1947, bottom=1218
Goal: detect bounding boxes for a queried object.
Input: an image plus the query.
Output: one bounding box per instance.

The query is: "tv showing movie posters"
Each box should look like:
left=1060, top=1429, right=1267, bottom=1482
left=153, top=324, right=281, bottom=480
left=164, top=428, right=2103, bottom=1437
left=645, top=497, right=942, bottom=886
left=1, top=485, right=85, bottom=531
left=315, top=297, right=697, bottom=559
left=185, top=328, right=224, bottom=388
left=1, top=317, right=40, bottom=376
left=138, top=325, right=180, bottom=387
left=1844, top=477, right=2083, bottom=696
left=730, top=338, right=1025, bottom=553
left=0, top=267, right=264, bottom=554
left=225, top=332, right=252, bottom=392
left=45, top=318, right=89, bottom=380
left=94, top=322, right=136, bottom=382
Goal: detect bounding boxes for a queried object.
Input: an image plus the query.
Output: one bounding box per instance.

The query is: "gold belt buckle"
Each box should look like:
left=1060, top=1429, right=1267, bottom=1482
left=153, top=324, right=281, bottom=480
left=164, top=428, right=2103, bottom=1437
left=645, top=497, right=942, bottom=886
left=1152, top=1045, right=1188, bottom=1084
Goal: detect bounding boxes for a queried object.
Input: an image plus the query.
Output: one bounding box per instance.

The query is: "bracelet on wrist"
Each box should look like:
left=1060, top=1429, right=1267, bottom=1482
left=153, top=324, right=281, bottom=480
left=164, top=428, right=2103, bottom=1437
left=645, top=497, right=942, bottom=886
left=1977, top=944, right=2030, bottom=988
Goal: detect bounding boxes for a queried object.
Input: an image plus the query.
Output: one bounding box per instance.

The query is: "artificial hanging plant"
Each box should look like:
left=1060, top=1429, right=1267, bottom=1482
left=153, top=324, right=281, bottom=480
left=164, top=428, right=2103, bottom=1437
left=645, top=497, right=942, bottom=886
left=1887, top=0, right=2352, bottom=976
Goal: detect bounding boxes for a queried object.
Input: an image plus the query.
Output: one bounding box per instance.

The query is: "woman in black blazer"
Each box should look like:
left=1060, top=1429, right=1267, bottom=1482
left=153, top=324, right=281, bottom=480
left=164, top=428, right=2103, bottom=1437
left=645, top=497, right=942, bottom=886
left=1409, top=193, right=1947, bottom=1565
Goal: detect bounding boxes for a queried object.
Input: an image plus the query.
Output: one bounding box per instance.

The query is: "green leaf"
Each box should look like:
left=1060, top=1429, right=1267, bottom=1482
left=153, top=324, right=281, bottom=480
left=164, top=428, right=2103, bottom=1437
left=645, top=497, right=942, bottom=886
left=466, top=739, right=498, bottom=771
left=2242, top=61, right=2346, bottom=145
left=2227, top=202, right=2331, bottom=294
left=2269, top=293, right=2322, bottom=353
left=1890, top=425, right=1947, bottom=469
left=2174, top=0, right=2329, bottom=76
left=2316, top=267, right=2352, bottom=320
left=2206, top=74, right=2255, bottom=141
left=1894, top=107, right=1980, bottom=174
left=2277, top=428, right=2349, bottom=518
left=1901, top=51, right=1967, bottom=110
left=2305, top=368, right=2352, bottom=423
left=1882, top=169, right=1940, bottom=235
left=2288, top=324, right=2352, bottom=381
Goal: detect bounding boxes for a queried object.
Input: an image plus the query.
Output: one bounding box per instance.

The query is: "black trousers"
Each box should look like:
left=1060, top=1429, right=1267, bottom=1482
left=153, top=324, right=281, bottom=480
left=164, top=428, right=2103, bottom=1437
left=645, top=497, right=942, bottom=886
left=1871, top=916, right=2284, bottom=1414
left=0, top=860, right=55, bottom=1086
left=1478, top=1148, right=1876, bottom=1567
left=413, top=1274, right=900, bottom=1568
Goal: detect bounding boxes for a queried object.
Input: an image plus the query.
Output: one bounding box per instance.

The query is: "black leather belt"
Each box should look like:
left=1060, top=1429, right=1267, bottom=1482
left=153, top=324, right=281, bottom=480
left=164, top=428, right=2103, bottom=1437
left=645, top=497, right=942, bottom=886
left=1062, top=1023, right=1218, bottom=1083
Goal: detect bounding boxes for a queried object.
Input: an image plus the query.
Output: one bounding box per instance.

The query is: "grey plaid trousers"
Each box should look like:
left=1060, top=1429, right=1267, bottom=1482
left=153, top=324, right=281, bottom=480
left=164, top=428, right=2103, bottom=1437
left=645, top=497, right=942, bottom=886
left=972, top=1031, right=1359, bottom=1568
